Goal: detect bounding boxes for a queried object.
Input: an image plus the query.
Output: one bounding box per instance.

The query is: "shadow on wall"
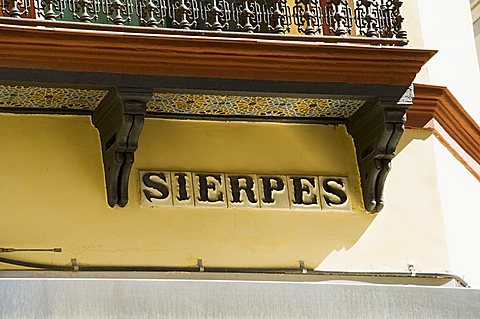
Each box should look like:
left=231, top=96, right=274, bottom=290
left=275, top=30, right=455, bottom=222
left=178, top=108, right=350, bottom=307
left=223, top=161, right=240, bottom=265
left=0, top=115, right=376, bottom=270
left=395, top=128, right=432, bottom=154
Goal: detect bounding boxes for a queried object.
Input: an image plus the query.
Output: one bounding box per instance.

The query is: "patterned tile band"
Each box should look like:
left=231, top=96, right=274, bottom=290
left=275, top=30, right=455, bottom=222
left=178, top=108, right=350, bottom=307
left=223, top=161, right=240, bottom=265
left=147, top=93, right=365, bottom=118
left=0, top=86, right=365, bottom=118
left=0, top=85, right=108, bottom=110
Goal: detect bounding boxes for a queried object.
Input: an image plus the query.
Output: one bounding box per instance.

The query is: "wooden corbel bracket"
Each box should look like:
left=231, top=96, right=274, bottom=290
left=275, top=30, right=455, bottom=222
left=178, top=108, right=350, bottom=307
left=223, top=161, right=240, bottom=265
left=347, top=87, right=413, bottom=213
left=92, top=87, right=153, bottom=207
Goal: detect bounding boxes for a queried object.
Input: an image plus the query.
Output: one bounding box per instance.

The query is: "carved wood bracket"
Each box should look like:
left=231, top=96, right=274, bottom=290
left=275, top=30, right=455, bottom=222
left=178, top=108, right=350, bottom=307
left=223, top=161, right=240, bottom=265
left=347, top=86, right=413, bottom=213
left=92, top=88, right=153, bottom=207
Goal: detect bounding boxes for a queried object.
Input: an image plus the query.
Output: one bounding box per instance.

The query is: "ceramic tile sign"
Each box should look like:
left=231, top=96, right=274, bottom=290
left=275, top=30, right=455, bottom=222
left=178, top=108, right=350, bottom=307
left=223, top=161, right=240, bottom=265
left=140, top=171, right=351, bottom=212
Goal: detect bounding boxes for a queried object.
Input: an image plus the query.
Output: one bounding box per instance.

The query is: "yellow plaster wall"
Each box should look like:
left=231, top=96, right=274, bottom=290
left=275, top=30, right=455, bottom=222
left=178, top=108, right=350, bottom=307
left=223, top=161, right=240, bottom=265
left=0, top=114, right=449, bottom=273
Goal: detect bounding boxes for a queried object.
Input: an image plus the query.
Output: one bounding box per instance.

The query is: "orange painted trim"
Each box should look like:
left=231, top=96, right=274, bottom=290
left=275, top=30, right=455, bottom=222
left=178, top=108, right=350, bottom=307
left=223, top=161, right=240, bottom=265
left=0, top=22, right=435, bottom=85
left=408, top=84, right=480, bottom=180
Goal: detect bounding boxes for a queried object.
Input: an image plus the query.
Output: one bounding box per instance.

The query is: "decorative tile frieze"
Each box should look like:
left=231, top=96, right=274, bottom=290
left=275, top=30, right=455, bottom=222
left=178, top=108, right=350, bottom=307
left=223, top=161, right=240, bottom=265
left=147, top=93, right=365, bottom=118
left=0, top=85, right=365, bottom=119
left=0, top=85, right=108, bottom=110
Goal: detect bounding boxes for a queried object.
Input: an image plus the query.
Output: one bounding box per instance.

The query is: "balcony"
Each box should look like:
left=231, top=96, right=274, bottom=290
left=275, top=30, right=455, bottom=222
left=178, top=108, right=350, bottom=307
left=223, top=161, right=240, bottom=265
left=0, top=0, right=434, bottom=213
left=0, top=0, right=407, bottom=45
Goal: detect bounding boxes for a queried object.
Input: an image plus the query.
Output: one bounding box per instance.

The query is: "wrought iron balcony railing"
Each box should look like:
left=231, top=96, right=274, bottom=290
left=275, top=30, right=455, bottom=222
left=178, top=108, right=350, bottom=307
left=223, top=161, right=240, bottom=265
left=0, top=0, right=407, bottom=42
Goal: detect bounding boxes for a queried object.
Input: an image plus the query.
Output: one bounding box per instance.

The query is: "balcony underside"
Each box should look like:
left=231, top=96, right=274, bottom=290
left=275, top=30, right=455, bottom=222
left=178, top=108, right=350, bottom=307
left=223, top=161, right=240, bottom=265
left=0, top=77, right=414, bottom=213
left=0, top=20, right=434, bottom=212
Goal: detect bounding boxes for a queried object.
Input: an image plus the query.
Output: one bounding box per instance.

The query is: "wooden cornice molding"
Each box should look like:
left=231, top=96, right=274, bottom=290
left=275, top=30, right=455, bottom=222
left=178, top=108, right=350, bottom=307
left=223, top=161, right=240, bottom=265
left=408, top=84, right=480, bottom=180
left=0, top=22, right=435, bottom=85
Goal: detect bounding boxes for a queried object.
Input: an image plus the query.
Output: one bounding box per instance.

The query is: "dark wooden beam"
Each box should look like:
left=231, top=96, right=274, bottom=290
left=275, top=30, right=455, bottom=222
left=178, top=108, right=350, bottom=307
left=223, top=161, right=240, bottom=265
left=92, top=87, right=153, bottom=207
left=347, top=86, right=413, bottom=213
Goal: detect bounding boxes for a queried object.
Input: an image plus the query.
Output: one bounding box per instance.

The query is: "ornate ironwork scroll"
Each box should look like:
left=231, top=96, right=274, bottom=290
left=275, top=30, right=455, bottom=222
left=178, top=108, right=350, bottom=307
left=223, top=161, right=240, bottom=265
left=355, top=0, right=378, bottom=37
left=232, top=0, right=261, bottom=33
left=264, top=0, right=290, bottom=34
left=390, top=0, right=406, bottom=39
left=68, top=0, right=100, bottom=22
left=136, top=0, right=166, bottom=27
left=200, top=0, right=230, bottom=31
left=37, top=0, right=64, bottom=20
left=355, top=0, right=406, bottom=39
left=1, top=0, right=30, bottom=17
left=325, top=0, right=352, bottom=36
left=102, top=0, right=133, bottom=25
left=10, top=0, right=407, bottom=40
left=169, top=0, right=199, bottom=29
left=292, top=0, right=322, bottom=35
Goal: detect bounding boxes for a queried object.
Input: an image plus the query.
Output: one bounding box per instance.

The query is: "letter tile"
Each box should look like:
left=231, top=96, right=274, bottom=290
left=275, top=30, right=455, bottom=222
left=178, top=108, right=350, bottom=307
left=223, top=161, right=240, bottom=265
left=319, top=176, right=351, bottom=212
left=258, top=176, right=290, bottom=209
left=193, top=173, right=227, bottom=208
left=140, top=171, right=173, bottom=206
left=288, top=176, right=321, bottom=210
left=226, top=174, right=260, bottom=208
left=172, top=172, right=195, bottom=207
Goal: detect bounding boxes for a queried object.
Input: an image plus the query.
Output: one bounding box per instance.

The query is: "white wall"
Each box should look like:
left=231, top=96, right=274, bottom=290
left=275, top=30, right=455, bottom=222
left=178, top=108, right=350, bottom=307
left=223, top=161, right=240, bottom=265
left=318, top=130, right=451, bottom=274
left=406, top=1, right=480, bottom=287
left=414, top=0, right=480, bottom=122
left=434, top=137, right=480, bottom=287
left=472, top=0, right=480, bottom=67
